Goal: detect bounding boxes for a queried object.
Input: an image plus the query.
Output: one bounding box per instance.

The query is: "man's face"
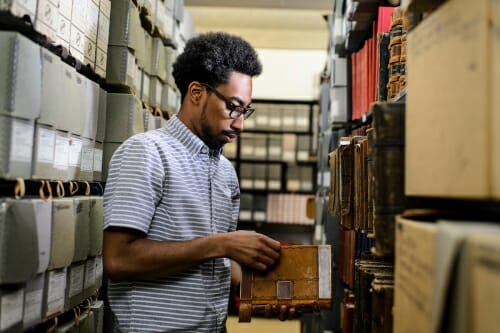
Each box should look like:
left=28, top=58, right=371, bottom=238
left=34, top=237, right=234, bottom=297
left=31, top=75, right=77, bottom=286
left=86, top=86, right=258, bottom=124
left=199, top=72, right=253, bottom=150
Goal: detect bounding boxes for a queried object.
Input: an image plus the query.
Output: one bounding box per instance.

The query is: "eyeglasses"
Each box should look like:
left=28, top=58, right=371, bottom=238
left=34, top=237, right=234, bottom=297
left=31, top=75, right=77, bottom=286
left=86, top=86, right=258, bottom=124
left=201, top=83, right=255, bottom=120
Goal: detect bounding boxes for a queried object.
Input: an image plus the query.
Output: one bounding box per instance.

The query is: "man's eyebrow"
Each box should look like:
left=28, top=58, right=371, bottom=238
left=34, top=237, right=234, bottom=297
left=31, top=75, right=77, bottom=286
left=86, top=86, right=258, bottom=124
left=229, top=96, right=245, bottom=106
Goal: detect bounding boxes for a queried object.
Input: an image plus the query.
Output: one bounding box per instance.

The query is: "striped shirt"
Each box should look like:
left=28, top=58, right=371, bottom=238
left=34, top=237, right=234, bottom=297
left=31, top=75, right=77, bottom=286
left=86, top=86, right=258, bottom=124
left=104, top=115, right=240, bottom=332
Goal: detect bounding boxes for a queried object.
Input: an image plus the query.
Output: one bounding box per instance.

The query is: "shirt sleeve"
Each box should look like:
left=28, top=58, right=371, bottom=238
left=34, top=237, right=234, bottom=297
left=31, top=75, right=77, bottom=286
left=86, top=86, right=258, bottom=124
left=103, top=135, right=165, bottom=234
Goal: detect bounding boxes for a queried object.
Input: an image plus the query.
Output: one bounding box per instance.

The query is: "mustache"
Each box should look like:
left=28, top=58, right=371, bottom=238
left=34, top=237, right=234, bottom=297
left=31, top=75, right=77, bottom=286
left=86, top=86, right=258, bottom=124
left=222, top=130, right=240, bottom=136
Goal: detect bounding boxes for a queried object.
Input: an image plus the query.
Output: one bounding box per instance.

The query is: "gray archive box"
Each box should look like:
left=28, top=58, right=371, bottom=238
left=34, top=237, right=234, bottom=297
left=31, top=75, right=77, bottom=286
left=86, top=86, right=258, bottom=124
left=0, top=286, right=24, bottom=333
left=91, top=300, right=104, bottom=333
left=106, top=45, right=138, bottom=89
left=43, top=268, right=67, bottom=319
left=23, top=273, right=45, bottom=330
left=93, top=140, right=104, bottom=181
left=108, top=0, right=142, bottom=50
left=0, top=31, right=41, bottom=120
left=83, top=257, right=97, bottom=299
left=96, top=88, right=107, bottom=143
left=32, top=123, right=57, bottom=180
left=267, top=164, right=282, bottom=191
left=0, top=114, right=35, bottom=179
left=56, top=66, right=85, bottom=134
left=89, top=197, right=103, bottom=256
left=72, top=197, right=91, bottom=263
left=81, top=79, right=100, bottom=141
left=0, top=200, right=40, bottom=284
left=48, top=199, right=75, bottom=270
left=39, top=48, right=64, bottom=127
left=151, top=37, right=167, bottom=81
left=67, top=133, right=83, bottom=181
left=105, top=93, right=144, bottom=143
left=78, top=137, right=95, bottom=181
left=65, top=262, right=85, bottom=310
left=14, top=199, right=52, bottom=274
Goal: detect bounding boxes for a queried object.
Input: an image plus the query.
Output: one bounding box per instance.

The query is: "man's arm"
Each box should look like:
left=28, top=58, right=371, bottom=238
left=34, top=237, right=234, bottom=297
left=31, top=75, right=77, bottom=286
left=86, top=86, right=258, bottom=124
left=103, top=227, right=281, bottom=281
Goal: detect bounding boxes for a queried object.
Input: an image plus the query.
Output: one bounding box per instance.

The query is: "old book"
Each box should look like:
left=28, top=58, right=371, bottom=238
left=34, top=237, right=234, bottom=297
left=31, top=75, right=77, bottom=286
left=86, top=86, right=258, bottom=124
left=339, top=137, right=354, bottom=230
left=353, top=258, right=394, bottom=333
left=371, top=102, right=406, bottom=257
left=239, top=245, right=332, bottom=322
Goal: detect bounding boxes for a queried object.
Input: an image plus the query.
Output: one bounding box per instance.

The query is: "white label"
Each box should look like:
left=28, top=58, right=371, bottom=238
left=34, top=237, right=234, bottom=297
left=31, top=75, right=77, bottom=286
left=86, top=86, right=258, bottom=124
left=254, top=180, right=266, bottom=189
left=23, top=289, right=43, bottom=324
left=86, top=0, right=99, bottom=39
left=255, top=147, right=267, bottom=158
left=69, top=264, right=85, bottom=297
left=10, top=119, right=33, bottom=162
left=283, top=116, right=295, bottom=127
left=256, top=115, right=268, bottom=126
left=340, top=140, right=350, bottom=145
left=11, top=0, right=37, bottom=17
left=57, top=15, right=71, bottom=44
left=71, top=0, right=87, bottom=30
left=96, top=47, right=107, bottom=71
left=68, top=136, right=82, bottom=167
left=37, top=127, right=55, bottom=163
left=95, top=256, right=103, bottom=280
left=241, top=146, right=254, bottom=156
left=0, top=289, right=24, bottom=330
left=287, top=180, right=301, bottom=192
left=58, top=0, right=72, bottom=19
left=84, top=259, right=96, bottom=289
left=239, top=211, right=252, bottom=221
left=268, top=146, right=282, bottom=157
left=296, top=116, right=309, bottom=129
left=282, top=151, right=295, bottom=162
left=297, top=151, right=309, bottom=161
left=240, top=180, right=253, bottom=189
left=97, top=12, right=110, bottom=49
left=244, top=117, right=255, bottom=129
left=268, top=180, right=281, bottom=190
left=53, top=132, right=69, bottom=170
left=142, top=75, right=150, bottom=101
left=99, top=0, right=111, bottom=18
left=253, top=212, right=266, bottom=221
left=70, top=24, right=84, bottom=53
left=46, top=269, right=66, bottom=316
left=318, top=246, right=332, bottom=299
left=269, top=117, right=281, bottom=128
left=93, top=148, right=102, bottom=172
left=80, top=146, right=94, bottom=172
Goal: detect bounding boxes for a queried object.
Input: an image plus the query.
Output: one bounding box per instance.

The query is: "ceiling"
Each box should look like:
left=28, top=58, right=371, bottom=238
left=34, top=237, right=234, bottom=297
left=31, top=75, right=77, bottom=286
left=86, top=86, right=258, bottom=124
left=184, top=0, right=333, bottom=50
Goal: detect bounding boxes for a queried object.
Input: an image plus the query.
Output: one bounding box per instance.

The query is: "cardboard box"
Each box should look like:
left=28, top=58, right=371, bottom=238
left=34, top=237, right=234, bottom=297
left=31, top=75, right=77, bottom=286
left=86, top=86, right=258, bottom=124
left=467, top=234, right=500, bottom=333
left=406, top=0, right=500, bottom=199
left=394, top=211, right=437, bottom=333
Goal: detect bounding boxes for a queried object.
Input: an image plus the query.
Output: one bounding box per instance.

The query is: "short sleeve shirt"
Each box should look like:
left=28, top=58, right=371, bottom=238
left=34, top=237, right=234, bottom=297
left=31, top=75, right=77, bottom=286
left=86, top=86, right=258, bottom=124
left=104, top=115, right=240, bottom=332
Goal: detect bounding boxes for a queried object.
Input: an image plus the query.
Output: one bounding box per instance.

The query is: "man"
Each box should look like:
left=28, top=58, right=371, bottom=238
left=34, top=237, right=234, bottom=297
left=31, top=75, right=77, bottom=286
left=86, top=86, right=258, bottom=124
left=103, top=32, right=287, bottom=332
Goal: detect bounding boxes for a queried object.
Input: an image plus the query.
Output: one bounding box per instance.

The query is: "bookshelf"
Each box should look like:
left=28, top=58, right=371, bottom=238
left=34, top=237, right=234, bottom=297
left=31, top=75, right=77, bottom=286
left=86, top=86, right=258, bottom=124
left=320, top=1, right=500, bottom=333
left=227, top=99, right=318, bottom=244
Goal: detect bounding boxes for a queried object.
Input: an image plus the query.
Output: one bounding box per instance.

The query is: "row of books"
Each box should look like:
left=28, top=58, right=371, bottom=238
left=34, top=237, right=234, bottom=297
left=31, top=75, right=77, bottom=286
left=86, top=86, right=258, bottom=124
left=239, top=163, right=314, bottom=193
left=239, top=193, right=314, bottom=225
left=225, top=133, right=313, bottom=163
left=329, top=102, right=405, bottom=258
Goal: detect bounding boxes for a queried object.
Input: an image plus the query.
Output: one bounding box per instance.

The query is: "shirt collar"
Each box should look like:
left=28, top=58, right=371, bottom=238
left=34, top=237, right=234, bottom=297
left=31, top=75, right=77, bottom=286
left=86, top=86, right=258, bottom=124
left=165, top=115, right=222, bottom=158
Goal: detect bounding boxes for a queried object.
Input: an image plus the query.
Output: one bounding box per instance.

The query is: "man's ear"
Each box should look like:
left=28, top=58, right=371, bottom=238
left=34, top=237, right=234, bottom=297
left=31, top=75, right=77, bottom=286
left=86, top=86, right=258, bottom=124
left=188, top=82, right=203, bottom=105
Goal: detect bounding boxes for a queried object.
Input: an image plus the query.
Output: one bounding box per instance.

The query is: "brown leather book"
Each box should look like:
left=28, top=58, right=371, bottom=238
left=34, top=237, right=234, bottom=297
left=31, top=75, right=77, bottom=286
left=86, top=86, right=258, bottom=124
left=239, top=245, right=333, bottom=322
left=339, top=137, right=354, bottom=230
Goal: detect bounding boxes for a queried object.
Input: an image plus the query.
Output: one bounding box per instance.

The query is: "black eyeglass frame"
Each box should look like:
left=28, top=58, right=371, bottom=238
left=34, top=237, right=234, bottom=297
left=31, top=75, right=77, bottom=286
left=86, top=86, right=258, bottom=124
left=201, top=83, right=255, bottom=120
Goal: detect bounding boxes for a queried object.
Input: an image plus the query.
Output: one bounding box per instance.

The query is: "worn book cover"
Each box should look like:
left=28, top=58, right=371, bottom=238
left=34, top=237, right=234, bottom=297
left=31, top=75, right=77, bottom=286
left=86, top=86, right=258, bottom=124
left=239, top=245, right=332, bottom=322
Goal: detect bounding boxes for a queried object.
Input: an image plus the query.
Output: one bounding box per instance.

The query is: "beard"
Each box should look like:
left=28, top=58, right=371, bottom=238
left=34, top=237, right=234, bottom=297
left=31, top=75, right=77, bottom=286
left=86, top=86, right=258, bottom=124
left=199, top=102, right=232, bottom=150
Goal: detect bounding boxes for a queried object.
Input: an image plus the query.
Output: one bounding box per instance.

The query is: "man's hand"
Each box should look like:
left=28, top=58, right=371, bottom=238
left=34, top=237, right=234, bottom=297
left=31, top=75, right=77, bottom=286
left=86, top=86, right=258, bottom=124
left=264, top=304, right=297, bottom=321
left=222, top=230, right=281, bottom=271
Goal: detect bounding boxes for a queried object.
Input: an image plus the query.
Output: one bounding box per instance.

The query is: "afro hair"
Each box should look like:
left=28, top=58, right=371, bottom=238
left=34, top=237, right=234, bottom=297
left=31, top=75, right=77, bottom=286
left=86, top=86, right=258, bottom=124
left=172, top=32, right=262, bottom=101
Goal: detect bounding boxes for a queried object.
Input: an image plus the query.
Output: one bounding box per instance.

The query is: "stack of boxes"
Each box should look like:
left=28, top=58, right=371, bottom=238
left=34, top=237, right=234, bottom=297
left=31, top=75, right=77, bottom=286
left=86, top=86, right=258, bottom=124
left=0, top=0, right=191, bottom=331
left=394, top=0, right=500, bottom=332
